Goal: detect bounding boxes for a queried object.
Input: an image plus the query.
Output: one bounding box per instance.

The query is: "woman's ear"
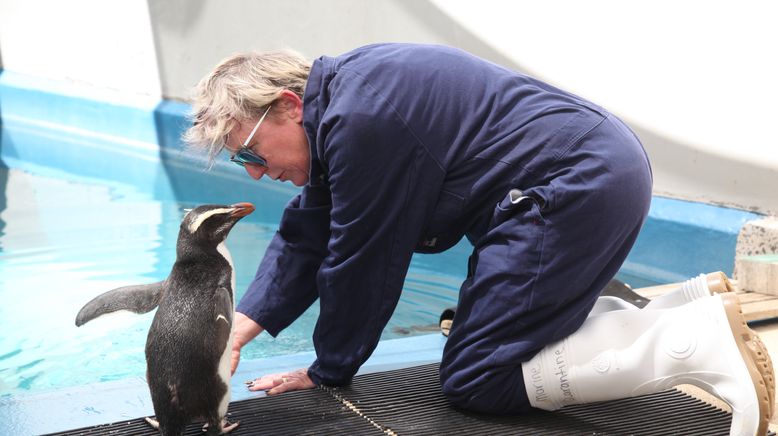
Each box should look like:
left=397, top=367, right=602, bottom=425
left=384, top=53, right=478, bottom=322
left=278, top=90, right=304, bottom=123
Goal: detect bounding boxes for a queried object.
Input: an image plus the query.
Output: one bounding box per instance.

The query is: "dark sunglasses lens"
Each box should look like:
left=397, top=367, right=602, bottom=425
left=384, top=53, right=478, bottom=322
left=231, top=149, right=266, bottom=167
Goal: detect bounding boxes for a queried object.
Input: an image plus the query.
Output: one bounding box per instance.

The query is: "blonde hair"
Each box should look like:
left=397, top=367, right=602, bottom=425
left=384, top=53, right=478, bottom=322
left=183, top=50, right=311, bottom=162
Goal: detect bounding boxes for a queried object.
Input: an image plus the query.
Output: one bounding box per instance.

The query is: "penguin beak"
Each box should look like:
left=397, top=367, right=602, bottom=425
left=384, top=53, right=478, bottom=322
left=230, top=202, right=255, bottom=218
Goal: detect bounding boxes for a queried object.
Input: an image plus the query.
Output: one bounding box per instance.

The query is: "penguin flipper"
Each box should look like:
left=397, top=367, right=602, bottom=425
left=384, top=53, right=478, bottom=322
left=75, top=280, right=166, bottom=326
left=214, top=287, right=234, bottom=326
left=213, top=287, right=234, bottom=348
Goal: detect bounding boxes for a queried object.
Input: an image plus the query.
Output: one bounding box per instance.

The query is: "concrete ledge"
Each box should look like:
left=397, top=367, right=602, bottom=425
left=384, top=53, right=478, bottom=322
left=735, top=218, right=778, bottom=294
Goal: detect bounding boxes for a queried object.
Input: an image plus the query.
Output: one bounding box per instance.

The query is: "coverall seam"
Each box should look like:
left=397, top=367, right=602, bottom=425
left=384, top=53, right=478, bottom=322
left=553, top=114, right=608, bottom=162
left=472, top=155, right=538, bottom=180
left=525, top=195, right=550, bottom=315
left=336, top=66, right=446, bottom=173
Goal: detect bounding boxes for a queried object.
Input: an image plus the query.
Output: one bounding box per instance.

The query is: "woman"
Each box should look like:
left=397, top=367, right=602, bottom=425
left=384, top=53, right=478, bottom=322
left=185, top=44, right=771, bottom=435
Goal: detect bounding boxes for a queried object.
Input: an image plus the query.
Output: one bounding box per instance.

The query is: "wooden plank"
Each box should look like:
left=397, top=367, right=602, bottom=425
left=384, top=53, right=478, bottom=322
left=741, top=298, right=778, bottom=322
left=734, top=292, right=778, bottom=304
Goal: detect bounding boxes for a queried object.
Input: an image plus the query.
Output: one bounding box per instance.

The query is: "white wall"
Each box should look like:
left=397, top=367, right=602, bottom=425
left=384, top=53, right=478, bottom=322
left=146, top=0, right=499, bottom=100
left=434, top=1, right=777, bottom=166
left=0, top=0, right=160, bottom=97
left=0, top=0, right=775, bottom=213
left=429, top=0, right=778, bottom=214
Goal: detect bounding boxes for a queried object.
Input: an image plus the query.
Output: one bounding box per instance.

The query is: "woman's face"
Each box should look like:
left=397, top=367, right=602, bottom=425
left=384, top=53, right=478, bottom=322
left=225, top=91, right=311, bottom=187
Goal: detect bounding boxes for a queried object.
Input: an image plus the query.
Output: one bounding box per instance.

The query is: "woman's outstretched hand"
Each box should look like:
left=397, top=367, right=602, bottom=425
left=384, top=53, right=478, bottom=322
left=231, top=313, right=315, bottom=395
left=245, top=368, right=315, bottom=395
left=231, top=312, right=264, bottom=375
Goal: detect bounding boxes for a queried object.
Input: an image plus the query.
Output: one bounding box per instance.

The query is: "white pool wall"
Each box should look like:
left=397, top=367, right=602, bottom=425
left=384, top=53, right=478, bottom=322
left=1, top=0, right=776, bottom=214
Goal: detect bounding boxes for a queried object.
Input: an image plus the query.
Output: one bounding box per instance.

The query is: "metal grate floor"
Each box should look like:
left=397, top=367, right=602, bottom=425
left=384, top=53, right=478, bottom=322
left=47, top=363, right=742, bottom=435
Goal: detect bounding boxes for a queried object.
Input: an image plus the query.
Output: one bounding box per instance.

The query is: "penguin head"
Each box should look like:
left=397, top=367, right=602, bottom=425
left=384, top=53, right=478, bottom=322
left=180, top=203, right=255, bottom=246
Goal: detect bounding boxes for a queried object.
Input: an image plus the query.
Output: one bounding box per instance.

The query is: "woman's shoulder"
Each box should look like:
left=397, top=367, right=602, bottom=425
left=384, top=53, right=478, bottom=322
left=335, top=43, right=476, bottom=70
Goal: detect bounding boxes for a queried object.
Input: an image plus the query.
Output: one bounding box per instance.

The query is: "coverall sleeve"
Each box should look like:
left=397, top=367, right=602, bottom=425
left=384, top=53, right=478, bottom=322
left=307, top=70, right=438, bottom=386
left=236, top=182, right=332, bottom=336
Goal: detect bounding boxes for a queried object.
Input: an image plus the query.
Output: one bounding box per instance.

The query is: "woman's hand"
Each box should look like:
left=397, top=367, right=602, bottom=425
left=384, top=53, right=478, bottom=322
left=245, top=368, right=315, bottom=395
left=231, top=312, right=264, bottom=375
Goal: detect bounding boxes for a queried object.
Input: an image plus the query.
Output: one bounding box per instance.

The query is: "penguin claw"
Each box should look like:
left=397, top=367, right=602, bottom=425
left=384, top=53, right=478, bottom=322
left=221, top=419, right=240, bottom=434
left=144, top=417, right=160, bottom=430
left=200, top=420, right=239, bottom=434
left=201, top=420, right=240, bottom=434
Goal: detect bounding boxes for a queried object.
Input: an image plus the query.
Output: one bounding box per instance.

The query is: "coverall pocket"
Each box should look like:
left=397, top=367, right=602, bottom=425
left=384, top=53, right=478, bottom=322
left=490, top=188, right=544, bottom=228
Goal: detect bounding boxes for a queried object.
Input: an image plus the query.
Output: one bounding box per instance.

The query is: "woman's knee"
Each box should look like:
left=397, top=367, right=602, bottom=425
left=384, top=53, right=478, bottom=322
left=439, top=363, right=532, bottom=414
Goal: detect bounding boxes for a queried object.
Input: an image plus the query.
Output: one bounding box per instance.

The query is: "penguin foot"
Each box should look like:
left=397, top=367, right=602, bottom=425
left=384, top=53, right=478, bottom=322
left=221, top=419, right=240, bottom=433
left=201, top=419, right=240, bottom=434
left=144, top=416, right=160, bottom=430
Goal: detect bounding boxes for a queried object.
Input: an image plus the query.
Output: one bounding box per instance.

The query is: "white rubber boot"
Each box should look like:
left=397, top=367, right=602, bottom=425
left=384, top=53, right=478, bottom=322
left=643, top=271, right=734, bottom=310
left=523, top=293, right=773, bottom=435
left=590, top=272, right=735, bottom=316
left=590, top=295, right=639, bottom=314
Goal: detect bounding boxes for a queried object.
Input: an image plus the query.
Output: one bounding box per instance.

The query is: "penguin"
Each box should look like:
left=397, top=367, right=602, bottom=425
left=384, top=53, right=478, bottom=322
left=76, top=202, right=255, bottom=435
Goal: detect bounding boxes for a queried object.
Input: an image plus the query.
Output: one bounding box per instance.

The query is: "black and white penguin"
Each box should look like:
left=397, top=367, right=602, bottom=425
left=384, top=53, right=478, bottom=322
left=76, top=202, right=255, bottom=435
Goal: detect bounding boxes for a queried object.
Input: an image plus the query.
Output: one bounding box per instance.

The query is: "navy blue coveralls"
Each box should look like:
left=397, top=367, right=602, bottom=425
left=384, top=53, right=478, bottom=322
left=236, top=43, right=653, bottom=413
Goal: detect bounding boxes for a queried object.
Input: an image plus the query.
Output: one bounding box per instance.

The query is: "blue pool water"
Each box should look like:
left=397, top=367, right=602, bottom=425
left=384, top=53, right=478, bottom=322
left=0, top=122, right=470, bottom=397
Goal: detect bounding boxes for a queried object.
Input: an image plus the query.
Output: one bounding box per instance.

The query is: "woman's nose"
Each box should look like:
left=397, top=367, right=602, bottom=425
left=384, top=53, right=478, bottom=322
left=244, top=163, right=267, bottom=180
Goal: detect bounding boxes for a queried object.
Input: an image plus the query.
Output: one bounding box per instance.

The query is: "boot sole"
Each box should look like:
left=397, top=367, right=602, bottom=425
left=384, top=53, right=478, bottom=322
left=720, top=289, right=776, bottom=416
left=753, top=333, right=776, bottom=416
left=722, top=293, right=774, bottom=435
left=708, top=272, right=774, bottom=416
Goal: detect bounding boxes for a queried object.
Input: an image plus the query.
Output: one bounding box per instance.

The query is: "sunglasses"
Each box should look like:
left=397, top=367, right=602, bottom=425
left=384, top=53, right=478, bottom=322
left=229, top=105, right=272, bottom=167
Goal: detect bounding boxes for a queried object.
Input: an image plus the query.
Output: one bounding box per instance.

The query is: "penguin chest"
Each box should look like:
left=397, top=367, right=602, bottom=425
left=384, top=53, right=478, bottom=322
left=215, top=241, right=236, bottom=416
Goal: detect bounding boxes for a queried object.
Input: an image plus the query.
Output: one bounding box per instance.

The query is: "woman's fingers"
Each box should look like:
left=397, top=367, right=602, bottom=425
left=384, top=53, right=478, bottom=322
left=245, top=368, right=315, bottom=394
